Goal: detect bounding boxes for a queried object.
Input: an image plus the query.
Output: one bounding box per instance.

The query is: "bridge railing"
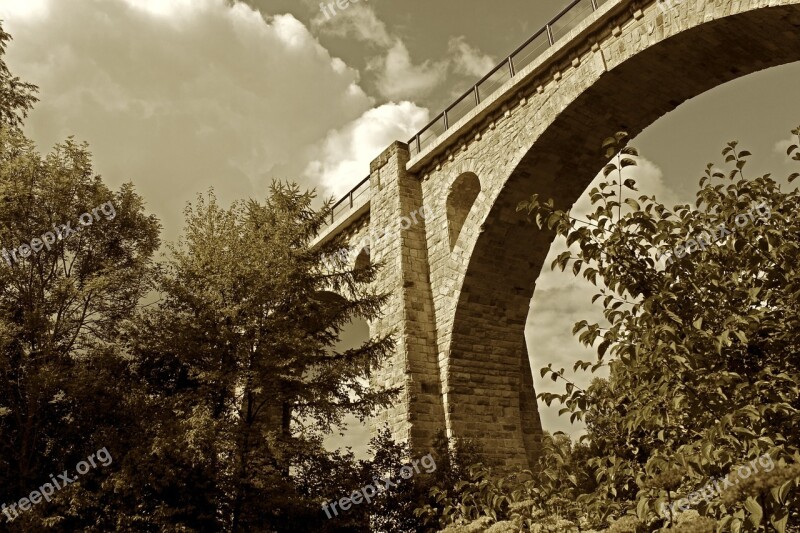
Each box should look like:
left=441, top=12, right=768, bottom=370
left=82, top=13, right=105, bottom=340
left=409, top=0, right=608, bottom=158
left=327, top=174, right=370, bottom=226
left=324, top=0, right=611, bottom=229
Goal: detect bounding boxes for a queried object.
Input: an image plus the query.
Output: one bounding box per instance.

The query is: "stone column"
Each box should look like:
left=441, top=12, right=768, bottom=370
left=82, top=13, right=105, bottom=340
left=368, top=141, right=446, bottom=452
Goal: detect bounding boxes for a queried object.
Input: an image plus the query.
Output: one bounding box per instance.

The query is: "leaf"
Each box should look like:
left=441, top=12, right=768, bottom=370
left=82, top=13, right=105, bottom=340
left=787, top=144, right=797, bottom=156
left=624, top=198, right=640, bottom=211
left=776, top=479, right=794, bottom=504
left=601, top=136, right=618, bottom=149
left=598, top=340, right=611, bottom=358
left=572, top=320, right=588, bottom=335
left=771, top=512, right=788, bottom=533
left=789, top=173, right=799, bottom=183
left=744, top=496, right=763, bottom=529
left=636, top=496, right=649, bottom=521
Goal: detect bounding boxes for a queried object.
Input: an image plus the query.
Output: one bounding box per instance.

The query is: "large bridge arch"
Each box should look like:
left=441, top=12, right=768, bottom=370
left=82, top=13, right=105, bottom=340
left=313, top=0, right=800, bottom=468
left=422, top=0, right=800, bottom=467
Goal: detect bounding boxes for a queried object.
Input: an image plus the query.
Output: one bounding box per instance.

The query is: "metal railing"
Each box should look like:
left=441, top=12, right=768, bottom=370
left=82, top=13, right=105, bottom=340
left=409, top=0, right=606, bottom=158
left=326, top=174, right=370, bottom=226
left=324, top=0, right=610, bottom=229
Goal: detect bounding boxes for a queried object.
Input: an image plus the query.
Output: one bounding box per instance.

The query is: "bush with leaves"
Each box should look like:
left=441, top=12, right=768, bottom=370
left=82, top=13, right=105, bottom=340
left=416, top=127, right=800, bottom=533
left=516, top=127, right=800, bottom=531
left=415, top=432, right=598, bottom=532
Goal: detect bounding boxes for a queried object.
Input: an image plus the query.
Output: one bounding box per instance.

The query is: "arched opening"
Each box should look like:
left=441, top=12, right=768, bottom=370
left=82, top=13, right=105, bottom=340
left=446, top=172, right=481, bottom=250
left=354, top=247, right=370, bottom=270
left=316, top=289, right=372, bottom=459
left=440, top=3, right=800, bottom=467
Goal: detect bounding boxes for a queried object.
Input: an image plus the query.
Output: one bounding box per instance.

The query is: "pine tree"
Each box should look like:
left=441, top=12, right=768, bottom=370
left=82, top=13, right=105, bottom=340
left=126, top=185, right=396, bottom=531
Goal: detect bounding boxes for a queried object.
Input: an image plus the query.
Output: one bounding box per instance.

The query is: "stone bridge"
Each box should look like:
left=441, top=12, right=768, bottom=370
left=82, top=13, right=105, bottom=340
left=312, top=0, right=800, bottom=468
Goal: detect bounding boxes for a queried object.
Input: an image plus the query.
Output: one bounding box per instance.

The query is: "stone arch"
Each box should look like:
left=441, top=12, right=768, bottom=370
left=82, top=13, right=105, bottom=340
left=354, top=247, right=370, bottom=270
left=446, top=172, right=481, bottom=251
left=436, top=1, right=800, bottom=467
left=312, top=290, right=348, bottom=308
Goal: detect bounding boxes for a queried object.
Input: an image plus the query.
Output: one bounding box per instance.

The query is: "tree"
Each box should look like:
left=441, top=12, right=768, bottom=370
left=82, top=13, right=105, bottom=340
left=0, top=23, right=37, bottom=129
left=0, top=130, right=161, bottom=532
left=517, top=129, right=800, bottom=531
left=0, top=21, right=163, bottom=531
left=121, top=185, right=397, bottom=532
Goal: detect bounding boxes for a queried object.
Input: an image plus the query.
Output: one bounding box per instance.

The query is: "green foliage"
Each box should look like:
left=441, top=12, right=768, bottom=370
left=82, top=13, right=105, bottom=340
left=0, top=24, right=37, bottom=129
left=114, top=184, right=398, bottom=531
left=416, top=432, right=597, bottom=531
left=0, top=128, right=161, bottom=530
left=0, top=22, right=409, bottom=531
left=517, top=128, right=800, bottom=531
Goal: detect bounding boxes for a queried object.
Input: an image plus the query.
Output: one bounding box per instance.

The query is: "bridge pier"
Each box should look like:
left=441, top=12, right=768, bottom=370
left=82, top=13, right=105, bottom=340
left=368, top=142, right=447, bottom=452
left=368, top=141, right=542, bottom=468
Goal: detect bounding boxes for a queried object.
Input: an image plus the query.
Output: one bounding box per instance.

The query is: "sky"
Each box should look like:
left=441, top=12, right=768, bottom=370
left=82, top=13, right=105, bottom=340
left=0, top=0, right=798, bottom=457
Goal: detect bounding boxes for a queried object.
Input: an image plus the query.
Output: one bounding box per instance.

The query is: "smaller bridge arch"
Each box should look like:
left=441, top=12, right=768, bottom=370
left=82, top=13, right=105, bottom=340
left=446, top=172, right=482, bottom=251
left=354, top=247, right=370, bottom=270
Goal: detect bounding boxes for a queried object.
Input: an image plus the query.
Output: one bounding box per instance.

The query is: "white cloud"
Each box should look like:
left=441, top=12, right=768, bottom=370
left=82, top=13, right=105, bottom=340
left=0, top=0, right=395, bottom=241
left=0, top=0, right=49, bottom=20
left=304, top=101, right=429, bottom=197
left=312, top=2, right=392, bottom=47
left=448, top=36, right=496, bottom=78
left=775, top=136, right=797, bottom=161
left=120, top=0, right=199, bottom=18
left=368, top=40, right=447, bottom=100
left=315, top=3, right=491, bottom=100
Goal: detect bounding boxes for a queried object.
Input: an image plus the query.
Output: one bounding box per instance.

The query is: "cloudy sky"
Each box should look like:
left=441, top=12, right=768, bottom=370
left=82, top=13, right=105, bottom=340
left=0, top=0, right=798, bottom=456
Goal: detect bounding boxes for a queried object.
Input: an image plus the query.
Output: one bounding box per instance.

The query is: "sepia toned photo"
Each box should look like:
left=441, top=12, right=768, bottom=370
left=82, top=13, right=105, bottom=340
left=0, top=0, right=799, bottom=531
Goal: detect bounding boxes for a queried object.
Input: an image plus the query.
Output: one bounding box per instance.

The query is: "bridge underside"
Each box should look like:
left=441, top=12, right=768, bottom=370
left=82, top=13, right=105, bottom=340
left=446, top=2, right=800, bottom=467
left=331, top=0, right=800, bottom=468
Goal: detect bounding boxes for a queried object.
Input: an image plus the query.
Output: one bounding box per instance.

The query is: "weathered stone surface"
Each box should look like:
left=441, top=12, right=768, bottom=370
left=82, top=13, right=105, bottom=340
left=313, top=0, right=800, bottom=468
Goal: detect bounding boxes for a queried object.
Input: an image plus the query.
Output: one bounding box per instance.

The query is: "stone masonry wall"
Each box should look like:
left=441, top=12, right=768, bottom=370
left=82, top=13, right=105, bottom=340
left=323, top=0, right=800, bottom=467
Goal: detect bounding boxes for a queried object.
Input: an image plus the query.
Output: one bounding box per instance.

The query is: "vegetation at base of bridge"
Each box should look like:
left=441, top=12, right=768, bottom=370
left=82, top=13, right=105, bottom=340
left=0, top=21, right=480, bottom=532
left=414, top=129, right=800, bottom=532
left=0, top=64, right=399, bottom=533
